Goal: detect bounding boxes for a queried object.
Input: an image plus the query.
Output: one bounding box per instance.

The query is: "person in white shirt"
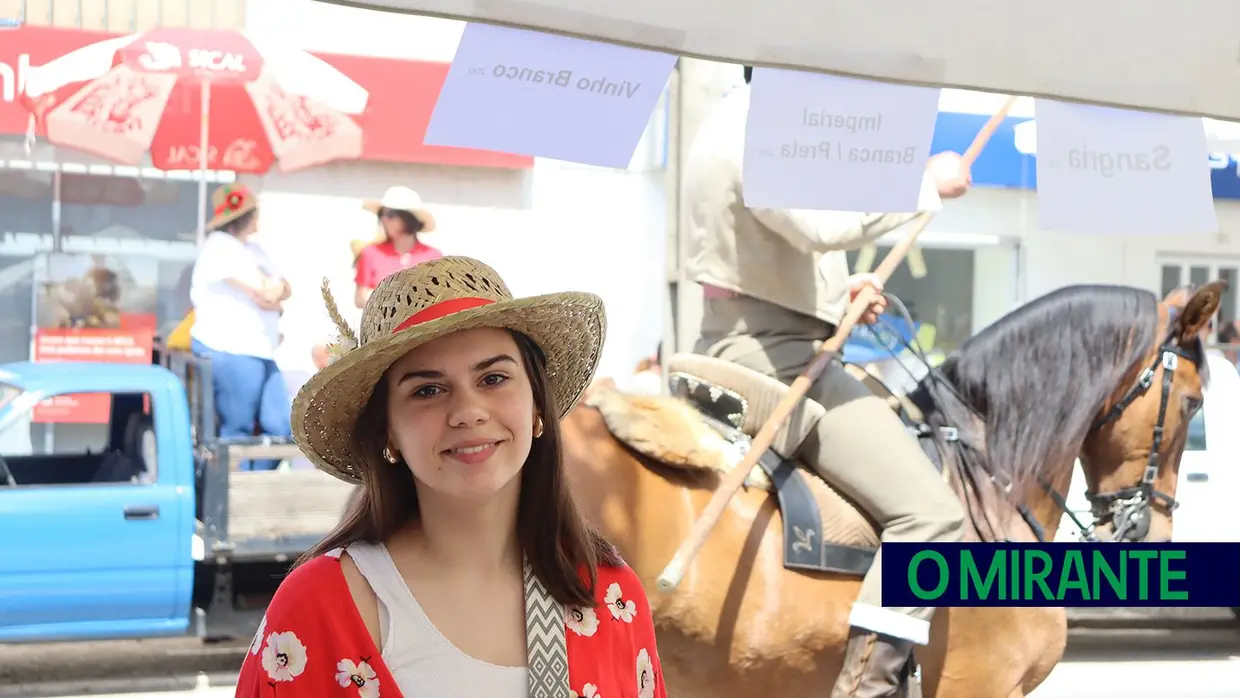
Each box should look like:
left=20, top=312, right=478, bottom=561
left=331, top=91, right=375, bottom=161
left=189, top=183, right=293, bottom=471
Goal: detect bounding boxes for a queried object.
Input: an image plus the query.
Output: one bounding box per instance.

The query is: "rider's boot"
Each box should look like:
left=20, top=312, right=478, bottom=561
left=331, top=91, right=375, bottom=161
left=829, top=627, right=916, bottom=698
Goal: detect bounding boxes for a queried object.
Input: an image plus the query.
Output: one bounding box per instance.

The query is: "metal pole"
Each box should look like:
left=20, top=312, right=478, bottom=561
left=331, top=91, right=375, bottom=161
left=661, top=62, right=682, bottom=378
left=197, top=81, right=210, bottom=245
left=51, top=170, right=62, bottom=252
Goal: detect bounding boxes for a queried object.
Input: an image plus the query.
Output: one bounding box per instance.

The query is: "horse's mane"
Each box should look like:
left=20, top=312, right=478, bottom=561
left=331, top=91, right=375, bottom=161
left=908, top=284, right=1161, bottom=510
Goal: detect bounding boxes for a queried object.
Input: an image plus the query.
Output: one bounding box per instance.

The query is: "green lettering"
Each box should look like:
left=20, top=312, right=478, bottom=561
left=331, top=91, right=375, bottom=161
left=1010, top=548, right=1020, bottom=600
left=1023, top=550, right=1055, bottom=600
left=1092, top=549, right=1126, bottom=600
left=908, top=550, right=949, bottom=600
left=961, top=550, right=1005, bottom=600
left=1128, top=550, right=1158, bottom=600
left=1057, top=550, right=1091, bottom=601
left=1159, top=550, right=1188, bottom=600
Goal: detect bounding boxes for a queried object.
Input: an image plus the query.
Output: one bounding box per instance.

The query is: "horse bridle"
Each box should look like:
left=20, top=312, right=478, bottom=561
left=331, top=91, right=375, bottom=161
left=1049, top=331, right=1201, bottom=542
left=875, top=294, right=1202, bottom=544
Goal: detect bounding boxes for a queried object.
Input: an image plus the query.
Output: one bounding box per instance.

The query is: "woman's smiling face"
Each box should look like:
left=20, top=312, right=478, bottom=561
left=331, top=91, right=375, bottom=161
left=383, top=327, right=537, bottom=502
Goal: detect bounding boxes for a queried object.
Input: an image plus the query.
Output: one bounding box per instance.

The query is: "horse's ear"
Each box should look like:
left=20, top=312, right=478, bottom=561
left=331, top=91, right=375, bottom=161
left=1176, top=279, right=1226, bottom=344
left=1162, top=285, right=1192, bottom=306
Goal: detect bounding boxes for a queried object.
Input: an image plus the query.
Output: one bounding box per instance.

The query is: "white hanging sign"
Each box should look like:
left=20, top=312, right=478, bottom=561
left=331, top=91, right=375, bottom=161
left=743, top=68, right=941, bottom=212
left=424, top=23, right=677, bottom=169
left=1033, top=100, right=1218, bottom=235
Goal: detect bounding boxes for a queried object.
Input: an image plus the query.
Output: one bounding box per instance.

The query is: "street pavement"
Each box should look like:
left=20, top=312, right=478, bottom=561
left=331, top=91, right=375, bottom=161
left=1030, top=652, right=1240, bottom=697
left=32, top=653, right=1240, bottom=698
left=13, top=634, right=1240, bottom=698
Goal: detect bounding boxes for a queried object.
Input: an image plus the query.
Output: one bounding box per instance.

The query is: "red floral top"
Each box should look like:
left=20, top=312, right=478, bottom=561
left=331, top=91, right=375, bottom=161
left=236, top=548, right=669, bottom=698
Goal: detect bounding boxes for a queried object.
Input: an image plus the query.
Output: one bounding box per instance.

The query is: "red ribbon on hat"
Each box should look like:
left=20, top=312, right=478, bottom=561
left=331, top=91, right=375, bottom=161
left=391, top=297, right=495, bottom=334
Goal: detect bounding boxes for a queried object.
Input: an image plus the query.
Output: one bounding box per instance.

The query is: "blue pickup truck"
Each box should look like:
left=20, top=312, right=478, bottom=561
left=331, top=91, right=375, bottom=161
left=0, top=349, right=355, bottom=643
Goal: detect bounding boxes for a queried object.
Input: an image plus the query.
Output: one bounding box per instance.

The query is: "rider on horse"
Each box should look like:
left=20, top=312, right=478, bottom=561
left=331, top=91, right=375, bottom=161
left=683, top=65, right=972, bottom=698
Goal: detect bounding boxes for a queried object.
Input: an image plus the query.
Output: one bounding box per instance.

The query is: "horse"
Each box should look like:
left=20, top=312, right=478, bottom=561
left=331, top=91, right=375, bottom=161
left=560, top=281, right=1222, bottom=698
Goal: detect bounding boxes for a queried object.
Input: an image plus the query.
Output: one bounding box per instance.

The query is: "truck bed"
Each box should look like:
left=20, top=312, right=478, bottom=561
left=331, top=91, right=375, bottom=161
left=229, top=469, right=356, bottom=540
left=201, top=465, right=358, bottom=561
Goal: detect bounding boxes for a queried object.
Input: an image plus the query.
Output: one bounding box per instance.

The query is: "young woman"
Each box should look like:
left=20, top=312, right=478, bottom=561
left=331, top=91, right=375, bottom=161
left=237, top=256, right=667, bottom=698
left=189, top=183, right=293, bottom=471
left=353, top=185, right=443, bottom=309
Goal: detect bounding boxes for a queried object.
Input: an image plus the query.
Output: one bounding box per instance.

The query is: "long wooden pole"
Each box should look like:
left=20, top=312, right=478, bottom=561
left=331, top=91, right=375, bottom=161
left=655, top=96, right=1019, bottom=592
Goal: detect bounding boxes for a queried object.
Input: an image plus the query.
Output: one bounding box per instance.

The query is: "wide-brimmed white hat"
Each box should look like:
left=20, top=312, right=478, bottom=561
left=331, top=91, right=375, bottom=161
left=292, top=256, right=606, bottom=484
left=362, top=185, right=436, bottom=232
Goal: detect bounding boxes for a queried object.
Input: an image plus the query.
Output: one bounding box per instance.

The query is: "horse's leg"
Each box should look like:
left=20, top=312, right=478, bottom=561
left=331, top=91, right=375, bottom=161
left=918, top=607, right=1066, bottom=698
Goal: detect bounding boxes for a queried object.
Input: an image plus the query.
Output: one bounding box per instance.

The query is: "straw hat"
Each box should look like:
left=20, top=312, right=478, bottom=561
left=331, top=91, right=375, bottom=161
left=362, top=185, right=437, bottom=232
left=206, top=183, right=258, bottom=231
left=292, top=256, right=606, bottom=484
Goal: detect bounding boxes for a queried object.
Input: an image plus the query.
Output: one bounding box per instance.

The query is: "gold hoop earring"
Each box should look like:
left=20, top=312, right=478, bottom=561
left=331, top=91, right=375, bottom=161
left=533, top=416, right=544, bottom=439
left=382, top=447, right=398, bottom=464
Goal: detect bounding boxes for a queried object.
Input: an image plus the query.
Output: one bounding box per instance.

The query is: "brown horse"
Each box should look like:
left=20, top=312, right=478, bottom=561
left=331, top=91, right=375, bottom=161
left=561, top=281, right=1222, bottom=698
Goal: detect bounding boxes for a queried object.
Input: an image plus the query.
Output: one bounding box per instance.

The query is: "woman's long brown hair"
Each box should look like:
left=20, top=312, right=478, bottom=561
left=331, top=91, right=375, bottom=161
left=297, top=331, right=619, bottom=607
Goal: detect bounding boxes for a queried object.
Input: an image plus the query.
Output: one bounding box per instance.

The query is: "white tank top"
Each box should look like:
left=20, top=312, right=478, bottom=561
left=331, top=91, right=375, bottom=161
left=346, top=542, right=528, bottom=697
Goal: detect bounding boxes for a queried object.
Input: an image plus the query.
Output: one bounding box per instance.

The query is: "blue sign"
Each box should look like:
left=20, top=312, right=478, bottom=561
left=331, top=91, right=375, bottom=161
left=930, top=112, right=1240, bottom=200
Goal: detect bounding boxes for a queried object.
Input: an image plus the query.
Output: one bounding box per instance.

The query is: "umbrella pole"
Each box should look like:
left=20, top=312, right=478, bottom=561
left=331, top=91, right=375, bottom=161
left=196, top=80, right=211, bottom=245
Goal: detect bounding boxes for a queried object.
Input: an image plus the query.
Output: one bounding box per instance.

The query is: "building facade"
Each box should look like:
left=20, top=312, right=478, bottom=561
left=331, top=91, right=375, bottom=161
left=5, top=2, right=1233, bottom=391
left=0, top=2, right=673, bottom=391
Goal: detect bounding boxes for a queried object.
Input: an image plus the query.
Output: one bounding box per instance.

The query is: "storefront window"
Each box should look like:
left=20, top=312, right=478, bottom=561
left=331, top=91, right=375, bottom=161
left=1158, top=257, right=1240, bottom=341
left=57, top=168, right=220, bottom=340
left=0, top=164, right=53, bottom=365
left=0, top=167, right=54, bottom=240
left=0, top=136, right=235, bottom=360
left=59, top=170, right=202, bottom=244
left=845, top=247, right=976, bottom=354
left=0, top=254, right=35, bottom=365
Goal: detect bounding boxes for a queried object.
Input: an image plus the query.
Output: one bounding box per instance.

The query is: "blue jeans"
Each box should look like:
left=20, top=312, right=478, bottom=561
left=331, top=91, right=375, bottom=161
left=192, top=339, right=292, bottom=471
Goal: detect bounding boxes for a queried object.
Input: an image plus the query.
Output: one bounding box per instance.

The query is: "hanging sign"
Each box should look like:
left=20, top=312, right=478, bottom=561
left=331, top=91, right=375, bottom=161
left=1034, top=100, right=1217, bottom=234
left=425, top=23, right=677, bottom=169
left=743, top=68, right=941, bottom=212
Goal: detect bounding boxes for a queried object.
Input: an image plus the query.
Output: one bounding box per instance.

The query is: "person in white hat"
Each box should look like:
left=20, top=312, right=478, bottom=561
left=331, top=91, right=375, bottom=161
left=233, top=256, right=668, bottom=698
left=353, top=185, right=442, bottom=309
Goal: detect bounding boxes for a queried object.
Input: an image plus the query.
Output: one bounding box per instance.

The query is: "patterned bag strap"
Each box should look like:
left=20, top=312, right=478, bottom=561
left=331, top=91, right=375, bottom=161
left=523, top=559, right=569, bottom=698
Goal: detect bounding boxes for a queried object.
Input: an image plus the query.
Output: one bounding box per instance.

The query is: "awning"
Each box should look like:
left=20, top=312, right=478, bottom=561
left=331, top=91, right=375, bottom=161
left=322, top=0, right=1240, bottom=121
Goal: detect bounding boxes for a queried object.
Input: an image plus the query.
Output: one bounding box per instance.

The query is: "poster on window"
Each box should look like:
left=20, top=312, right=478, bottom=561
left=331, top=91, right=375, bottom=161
left=31, top=252, right=159, bottom=423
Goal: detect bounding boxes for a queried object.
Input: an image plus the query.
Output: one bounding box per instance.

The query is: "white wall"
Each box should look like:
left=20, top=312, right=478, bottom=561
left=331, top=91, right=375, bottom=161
left=242, top=0, right=671, bottom=384
left=251, top=157, right=667, bottom=385
left=943, top=189, right=1240, bottom=301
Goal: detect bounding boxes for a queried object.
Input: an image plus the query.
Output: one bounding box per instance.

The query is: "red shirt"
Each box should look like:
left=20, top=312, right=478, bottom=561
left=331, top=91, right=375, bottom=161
left=354, top=240, right=443, bottom=290
left=235, top=548, right=669, bottom=698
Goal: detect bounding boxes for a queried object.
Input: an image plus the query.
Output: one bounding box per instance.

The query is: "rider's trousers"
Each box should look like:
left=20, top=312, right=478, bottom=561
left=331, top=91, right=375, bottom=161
left=695, top=295, right=964, bottom=646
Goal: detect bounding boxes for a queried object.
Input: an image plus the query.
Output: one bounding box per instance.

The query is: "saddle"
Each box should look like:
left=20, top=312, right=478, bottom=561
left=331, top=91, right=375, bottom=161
left=590, top=352, right=954, bottom=578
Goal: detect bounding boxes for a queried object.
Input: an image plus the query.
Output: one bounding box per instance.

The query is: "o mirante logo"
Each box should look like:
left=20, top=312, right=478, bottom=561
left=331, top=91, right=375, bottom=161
left=880, top=542, right=1240, bottom=608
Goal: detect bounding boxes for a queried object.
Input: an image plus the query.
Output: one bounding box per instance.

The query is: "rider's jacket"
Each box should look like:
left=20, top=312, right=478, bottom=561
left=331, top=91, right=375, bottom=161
left=683, top=84, right=942, bottom=327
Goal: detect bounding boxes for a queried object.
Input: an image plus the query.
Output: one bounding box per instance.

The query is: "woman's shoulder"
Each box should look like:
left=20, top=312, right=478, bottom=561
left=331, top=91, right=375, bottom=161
left=239, top=547, right=394, bottom=698
left=268, top=548, right=349, bottom=609
left=588, top=559, right=656, bottom=622
left=594, top=559, right=642, bottom=591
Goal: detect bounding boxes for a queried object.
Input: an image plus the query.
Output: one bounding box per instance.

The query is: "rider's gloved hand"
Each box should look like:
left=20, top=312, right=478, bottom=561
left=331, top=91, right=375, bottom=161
left=927, top=151, right=972, bottom=199
left=847, top=273, right=887, bottom=325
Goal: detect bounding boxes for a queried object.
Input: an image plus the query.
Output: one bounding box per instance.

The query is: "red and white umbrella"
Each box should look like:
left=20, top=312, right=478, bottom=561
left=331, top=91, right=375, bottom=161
left=19, top=27, right=369, bottom=174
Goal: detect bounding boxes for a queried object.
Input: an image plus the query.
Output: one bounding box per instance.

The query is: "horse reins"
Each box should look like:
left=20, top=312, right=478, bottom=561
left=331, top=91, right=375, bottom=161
left=873, top=295, right=1200, bottom=544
